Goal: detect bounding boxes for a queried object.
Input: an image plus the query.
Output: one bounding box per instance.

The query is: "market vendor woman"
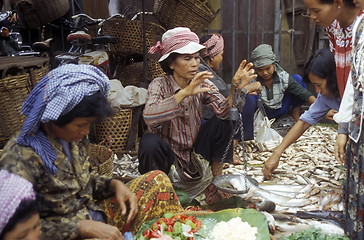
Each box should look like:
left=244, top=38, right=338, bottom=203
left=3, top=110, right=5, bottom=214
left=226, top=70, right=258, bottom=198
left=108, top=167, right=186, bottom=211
left=138, top=27, right=257, bottom=204
left=262, top=48, right=341, bottom=179
left=0, top=64, right=183, bottom=240
left=251, top=44, right=316, bottom=121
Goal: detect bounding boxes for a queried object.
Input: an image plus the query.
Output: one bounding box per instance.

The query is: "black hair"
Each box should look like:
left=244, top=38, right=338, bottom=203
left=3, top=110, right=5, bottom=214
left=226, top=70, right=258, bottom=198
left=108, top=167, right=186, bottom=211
left=159, top=53, right=179, bottom=75
left=317, top=0, right=356, bottom=7
left=0, top=199, right=39, bottom=240
left=303, top=48, right=340, bottom=98
left=54, top=90, right=113, bottom=127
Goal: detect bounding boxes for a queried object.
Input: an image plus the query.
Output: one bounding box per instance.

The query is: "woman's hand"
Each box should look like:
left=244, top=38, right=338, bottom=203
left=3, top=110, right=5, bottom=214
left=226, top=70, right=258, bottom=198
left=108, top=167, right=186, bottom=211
left=232, top=60, right=258, bottom=90
left=335, top=134, right=348, bottom=164
left=175, top=71, right=213, bottom=103
left=262, top=150, right=281, bottom=180
left=243, top=81, right=262, bottom=95
left=80, top=220, right=124, bottom=240
left=324, top=109, right=337, bottom=120
left=184, top=71, right=213, bottom=96
left=110, top=179, right=138, bottom=224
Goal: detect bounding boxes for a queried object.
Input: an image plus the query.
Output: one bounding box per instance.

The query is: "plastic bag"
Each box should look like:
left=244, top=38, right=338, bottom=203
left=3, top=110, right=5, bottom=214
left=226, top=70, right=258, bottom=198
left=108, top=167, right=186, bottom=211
left=168, top=153, right=213, bottom=202
left=108, top=79, right=147, bottom=108
left=254, top=109, right=283, bottom=150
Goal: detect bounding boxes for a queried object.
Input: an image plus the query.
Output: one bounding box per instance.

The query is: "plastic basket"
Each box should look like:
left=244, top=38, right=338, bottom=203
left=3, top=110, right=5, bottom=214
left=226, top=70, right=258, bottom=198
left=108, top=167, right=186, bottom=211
left=100, top=15, right=165, bottom=56
left=90, top=108, right=133, bottom=154
left=153, top=0, right=219, bottom=32
left=0, top=56, right=50, bottom=148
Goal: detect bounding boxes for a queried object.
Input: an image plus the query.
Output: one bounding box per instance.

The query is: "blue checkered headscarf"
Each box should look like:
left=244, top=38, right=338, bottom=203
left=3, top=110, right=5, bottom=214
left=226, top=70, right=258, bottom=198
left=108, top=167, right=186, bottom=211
left=16, top=64, right=110, bottom=174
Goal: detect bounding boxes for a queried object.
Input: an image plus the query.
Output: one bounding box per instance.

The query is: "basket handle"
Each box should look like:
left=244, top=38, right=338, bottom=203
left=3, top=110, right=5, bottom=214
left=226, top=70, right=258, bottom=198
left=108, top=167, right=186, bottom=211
left=98, top=136, right=113, bottom=158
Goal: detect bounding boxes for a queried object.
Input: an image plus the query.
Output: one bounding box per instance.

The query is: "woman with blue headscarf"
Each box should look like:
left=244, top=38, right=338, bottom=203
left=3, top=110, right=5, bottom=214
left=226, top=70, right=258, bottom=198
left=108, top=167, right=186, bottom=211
left=0, top=64, right=183, bottom=240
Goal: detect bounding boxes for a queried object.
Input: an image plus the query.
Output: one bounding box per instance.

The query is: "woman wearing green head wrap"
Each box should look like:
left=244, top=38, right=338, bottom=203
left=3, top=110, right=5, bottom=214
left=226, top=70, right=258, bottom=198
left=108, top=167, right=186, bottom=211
left=250, top=44, right=316, bottom=121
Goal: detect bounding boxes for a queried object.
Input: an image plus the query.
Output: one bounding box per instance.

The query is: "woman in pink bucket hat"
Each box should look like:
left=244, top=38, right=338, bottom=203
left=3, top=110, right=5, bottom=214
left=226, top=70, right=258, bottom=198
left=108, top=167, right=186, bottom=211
left=138, top=27, right=257, bottom=205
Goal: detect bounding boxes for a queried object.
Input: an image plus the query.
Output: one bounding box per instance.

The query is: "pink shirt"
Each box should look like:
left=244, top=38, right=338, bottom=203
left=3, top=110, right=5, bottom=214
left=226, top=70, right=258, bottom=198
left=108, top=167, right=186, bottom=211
left=326, top=10, right=364, bottom=97
left=143, top=75, right=229, bottom=163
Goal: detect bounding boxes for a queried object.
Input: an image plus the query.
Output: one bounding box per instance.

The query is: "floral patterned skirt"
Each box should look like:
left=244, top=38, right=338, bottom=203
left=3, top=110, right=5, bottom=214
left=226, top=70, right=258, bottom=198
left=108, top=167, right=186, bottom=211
left=100, top=170, right=183, bottom=235
left=344, top=138, right=364, bottom=239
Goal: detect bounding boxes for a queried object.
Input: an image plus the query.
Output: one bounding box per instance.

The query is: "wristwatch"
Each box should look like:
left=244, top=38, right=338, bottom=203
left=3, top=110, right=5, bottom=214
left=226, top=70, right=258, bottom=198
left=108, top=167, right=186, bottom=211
left=241, top=87, right=247, bottom=96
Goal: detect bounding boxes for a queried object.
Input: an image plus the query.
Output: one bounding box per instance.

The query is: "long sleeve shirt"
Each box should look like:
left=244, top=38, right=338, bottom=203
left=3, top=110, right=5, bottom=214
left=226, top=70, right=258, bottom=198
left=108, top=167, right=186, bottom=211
left=143, top=75, right=230, bottom=163
left=300, top=93, right=340, bottom=125
left=0, top=135, right=114, bottom=240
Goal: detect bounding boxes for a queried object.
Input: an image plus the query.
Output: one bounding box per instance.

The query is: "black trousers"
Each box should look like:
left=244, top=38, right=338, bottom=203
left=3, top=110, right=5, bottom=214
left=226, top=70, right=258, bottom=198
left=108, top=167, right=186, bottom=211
left=138, top=116, right=233, bottom=174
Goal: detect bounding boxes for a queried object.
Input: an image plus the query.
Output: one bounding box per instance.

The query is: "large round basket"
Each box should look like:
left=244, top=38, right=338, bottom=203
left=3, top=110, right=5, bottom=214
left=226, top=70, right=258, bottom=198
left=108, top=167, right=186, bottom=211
left=100, top=15, right=165, bottom=56
left=11, top=0, right=70, bottom=29
left=90, top=108, right=133, bottom=154
left=0, top=56, right=50, bottom=148
left=153, top=0, right=219, bottom=33
left=117, top=60, right=165, bottom=86
left=88, top=143, right=114, bottom=177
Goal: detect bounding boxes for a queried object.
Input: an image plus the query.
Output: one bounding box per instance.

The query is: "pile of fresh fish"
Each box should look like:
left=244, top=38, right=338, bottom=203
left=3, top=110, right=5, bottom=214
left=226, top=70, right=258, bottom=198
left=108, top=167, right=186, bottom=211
left=111, top=125, right=346, bottom=237
left=222, top=125, right=346, bottom=237
left=112, top=153, right=140, bottom=178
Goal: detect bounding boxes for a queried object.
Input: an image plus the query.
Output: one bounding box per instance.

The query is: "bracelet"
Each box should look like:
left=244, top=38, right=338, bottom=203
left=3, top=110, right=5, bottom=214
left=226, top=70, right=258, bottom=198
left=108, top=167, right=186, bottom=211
left=241, top=87, right=247, bottom=96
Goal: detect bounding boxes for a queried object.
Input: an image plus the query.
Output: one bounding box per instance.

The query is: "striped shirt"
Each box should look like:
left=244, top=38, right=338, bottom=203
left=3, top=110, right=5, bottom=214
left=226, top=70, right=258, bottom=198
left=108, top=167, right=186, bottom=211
left=143, top=75, right=230, bottom=163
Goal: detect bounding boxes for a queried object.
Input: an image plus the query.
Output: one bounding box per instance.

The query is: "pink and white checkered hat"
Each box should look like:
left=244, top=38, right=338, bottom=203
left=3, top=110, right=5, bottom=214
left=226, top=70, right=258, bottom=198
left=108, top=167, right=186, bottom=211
left=149, top=27, right=206, bottom=62
left=0, top=169, right=36, bottom=233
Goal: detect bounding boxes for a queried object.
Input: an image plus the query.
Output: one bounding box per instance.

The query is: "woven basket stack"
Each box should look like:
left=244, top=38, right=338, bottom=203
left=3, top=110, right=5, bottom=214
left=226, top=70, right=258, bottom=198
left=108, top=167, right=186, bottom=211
left=0, top=56, right=50, bottom=148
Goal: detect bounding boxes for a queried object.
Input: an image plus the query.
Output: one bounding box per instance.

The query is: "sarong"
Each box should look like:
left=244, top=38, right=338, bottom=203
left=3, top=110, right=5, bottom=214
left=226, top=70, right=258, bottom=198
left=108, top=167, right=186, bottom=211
left=100, top=170, right=183, bottom=234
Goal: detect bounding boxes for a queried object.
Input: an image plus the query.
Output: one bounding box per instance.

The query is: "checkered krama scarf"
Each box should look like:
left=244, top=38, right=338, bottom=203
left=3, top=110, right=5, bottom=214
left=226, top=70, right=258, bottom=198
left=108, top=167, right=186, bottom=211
left=0, top=169, right=36, bottom=234
left=16, top=64, right=110, bottom=174
left=200, top=34, right=224, bottom=58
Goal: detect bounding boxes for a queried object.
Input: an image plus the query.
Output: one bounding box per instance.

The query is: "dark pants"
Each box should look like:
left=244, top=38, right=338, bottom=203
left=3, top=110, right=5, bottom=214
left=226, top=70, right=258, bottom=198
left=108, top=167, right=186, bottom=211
left=264, top=74, right=306, bottom=119
left=234, top=94, right=257, bottom=141
left=138, top=116, right=233, bottom=174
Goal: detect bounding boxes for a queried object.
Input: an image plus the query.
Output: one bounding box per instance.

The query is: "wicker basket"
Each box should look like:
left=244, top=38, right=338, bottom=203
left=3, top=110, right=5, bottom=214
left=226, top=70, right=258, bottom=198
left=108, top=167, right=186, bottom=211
left=90, top=108, right=133, bottom=154
left=0, top=56, right=50, bottom=148
left=11, top=0, right=70, bottom=29
left=117, top=60, right=165, bottom=86
left=100, top=15, right=165, bottom=56
left=153, top=0, right=219, bottom=33
left=88, top=143, right=114, bottom=177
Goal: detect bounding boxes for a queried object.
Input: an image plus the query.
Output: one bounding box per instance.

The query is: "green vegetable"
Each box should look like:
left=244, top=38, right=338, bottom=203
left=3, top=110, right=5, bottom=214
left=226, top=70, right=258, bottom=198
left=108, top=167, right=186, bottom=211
left=160, top=221, right=167, bottom=231
left=281, top=228, right=349, bottom=240
left=164, top=231, right=173, bottom=237
left=163, top=212, right=175, bottom=219
left=184, top=219, right=196, bottom=229
left=173, top=221, right=182, bottom=234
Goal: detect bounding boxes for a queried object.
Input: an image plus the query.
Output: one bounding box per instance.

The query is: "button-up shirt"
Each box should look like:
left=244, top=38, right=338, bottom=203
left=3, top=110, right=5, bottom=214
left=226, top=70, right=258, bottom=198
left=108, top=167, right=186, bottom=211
left=143, top=75, right=230, bottom=163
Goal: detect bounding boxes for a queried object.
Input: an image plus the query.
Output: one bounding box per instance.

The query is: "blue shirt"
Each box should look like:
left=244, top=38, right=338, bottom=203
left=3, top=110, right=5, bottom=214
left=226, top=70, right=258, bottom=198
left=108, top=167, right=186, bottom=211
left=300, top=93, right=341, bottom=125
